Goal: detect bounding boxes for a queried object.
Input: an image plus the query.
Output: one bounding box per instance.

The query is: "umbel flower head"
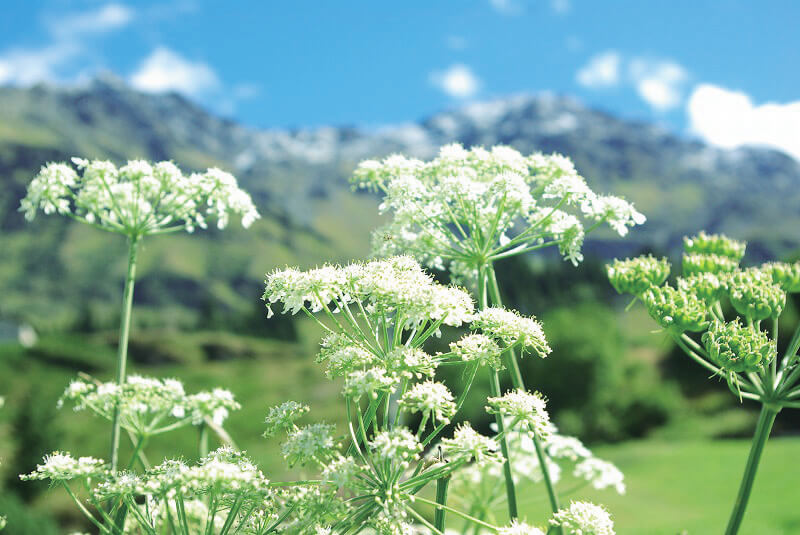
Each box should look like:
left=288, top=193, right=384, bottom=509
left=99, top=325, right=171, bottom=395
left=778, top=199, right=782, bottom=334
left=486, top=389, right=551, bottom=438
left=760, top=261, right=800, bottom=293
left=702, top=320, right=774, bottom=373
left=606, top=255, right=670, bottom=296
left=498, top=520, right=546, bottom=535
left=471, top=307, right=551, bottom=358
left=20, top=158, right=260, bottom=235
left=550, top=501, right=615, bottom=535
left=677, top=272, right=727, bottom=304
left=642, top=284, right=709, bottom=333
left=728, top=269, right=786, bottom=321
left=683, top=231, right=746, bottom=262
left=352, top=144, right=645, bottom=274
left=20, top=452, right=106, bottom=482
left=682, top=253, right=740, bottom=276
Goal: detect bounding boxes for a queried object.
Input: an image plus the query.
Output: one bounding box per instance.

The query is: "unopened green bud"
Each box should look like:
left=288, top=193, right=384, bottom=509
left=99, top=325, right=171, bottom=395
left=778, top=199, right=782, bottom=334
left=606, top=255, right=670, bottom=296
left=682, top=253, right=739, bottom=276
left=683, top=231, right=746, bottom=261
left=760, top=262, right=800, bottom=293
left=702, top=320, right=774, bottom=373
left=728, top=269, right=785, bottom=321
left=643, top=285, right=709, bottom=333
left=677, top=272, right=726, bottom=303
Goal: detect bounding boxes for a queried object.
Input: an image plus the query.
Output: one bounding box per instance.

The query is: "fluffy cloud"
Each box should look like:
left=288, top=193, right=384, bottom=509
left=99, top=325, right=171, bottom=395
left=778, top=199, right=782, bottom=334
left=576, top=51, right=621, bottom=88
left=130, top=47, right=219, bottom=96
left=49, top=3, right=134, bottom=38
left=629, top=59, right=688, bottom=111
left=0, top=3, right=133, bottom=85
left=688, top=84, right=800, bottom=160
left=577, top=52, right=688, bottom=111
left=430, top=64, right=481, bottom=99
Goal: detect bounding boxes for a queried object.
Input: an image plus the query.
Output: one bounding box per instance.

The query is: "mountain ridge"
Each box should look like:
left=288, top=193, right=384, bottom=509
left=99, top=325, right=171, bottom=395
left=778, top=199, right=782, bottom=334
left=1, top=77, right=798, bottom=330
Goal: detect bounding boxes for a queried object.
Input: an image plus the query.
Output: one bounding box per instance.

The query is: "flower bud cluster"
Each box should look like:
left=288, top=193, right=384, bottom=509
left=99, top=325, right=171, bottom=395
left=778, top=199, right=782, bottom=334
left=606, top=255, right=670, bottom=296
left=683, top=232, right=746, bottom=261
left=676, top=272, right=726, bottom=303
left=728, top=269, right=785, bottom=320
left=760, top=262, right=800, bottom=293
left=642, top=285, right=709, bottom=333
left=20, top=158, right=259, bottom=235
left=702, top=320, right=774, bottom=373
left=682, top=253, right=739, bottom=276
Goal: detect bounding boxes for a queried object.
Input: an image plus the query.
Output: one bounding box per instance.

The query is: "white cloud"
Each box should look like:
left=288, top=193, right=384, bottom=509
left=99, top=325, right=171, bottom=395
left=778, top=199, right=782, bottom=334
left=577, top=52, right=689, bottom=111
left=688, top=84, right=800, bottom=160
left=576, top=51, right=620, bottom=88
left=0, top=3, right=133, bottom=85
left=629, top=59, right=688, bottom=111
left=430, top=64, right=481, bottom=99
left=49, top=3, right=134, bottom=38
left=130, top=47, right=219, bottom=96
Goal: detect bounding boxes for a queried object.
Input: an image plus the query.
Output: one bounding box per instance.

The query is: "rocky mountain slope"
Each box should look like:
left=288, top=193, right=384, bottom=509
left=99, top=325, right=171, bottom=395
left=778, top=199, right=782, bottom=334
left=1, top=75, right=798, bottom=331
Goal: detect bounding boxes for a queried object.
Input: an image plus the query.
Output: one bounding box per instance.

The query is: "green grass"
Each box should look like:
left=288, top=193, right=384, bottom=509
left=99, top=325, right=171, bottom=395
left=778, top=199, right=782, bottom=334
left=512, top=437, right=800, bottom=534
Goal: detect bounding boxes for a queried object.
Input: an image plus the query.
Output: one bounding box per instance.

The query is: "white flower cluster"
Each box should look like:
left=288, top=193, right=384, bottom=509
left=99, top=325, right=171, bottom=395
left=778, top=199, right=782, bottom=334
left=472, top=307, right=551, bottom=358
left=440, top=424, right=502, bottom=467
left=486, top=389, right=551, bottom=438
left=93, top=448, right=270, bottom=503
left=264, top=400, right=310, bottom=437
left=497, top=520, right=547, bottom=535
left=550, top=501, right=615, bottom=535
left=398, top=381, right=456, bottom=424
left=60, top=375, right=240, bottom=432
left=264, top=256, right=474, bottom=328
left=20, top=452, right=106, bottom=481
left=449, top=333, right=504, bottom=369
left=282, top=423, right=337, bottom=467
left=20, top=158, right=260, bottom=234
left=352, top=144, right=644, bottom=272
left=369, top=428, right=422, bottom=467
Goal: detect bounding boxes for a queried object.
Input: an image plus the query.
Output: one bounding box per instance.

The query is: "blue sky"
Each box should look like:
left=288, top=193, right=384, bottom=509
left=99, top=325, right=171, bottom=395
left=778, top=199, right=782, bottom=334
left=1, top=0, right=799, bottom=158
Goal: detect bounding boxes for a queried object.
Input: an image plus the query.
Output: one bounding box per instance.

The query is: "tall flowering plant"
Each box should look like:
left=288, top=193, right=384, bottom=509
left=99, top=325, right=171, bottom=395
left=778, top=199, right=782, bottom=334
left=263, top=256, right=615, bottom=534
left=608, top=231, right=800, bottom=534
left=20, top=158, right=260, bottom=472
left=352, top=144, right=641, bottom=524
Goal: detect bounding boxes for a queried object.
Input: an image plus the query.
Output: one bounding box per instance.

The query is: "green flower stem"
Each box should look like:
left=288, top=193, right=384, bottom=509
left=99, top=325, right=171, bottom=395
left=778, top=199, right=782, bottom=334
left=486, top=263, right=561, bottom=525
left=489, top=368, right=519, bottom=519
left=434, top=474, right=451, bottom=531
left=478, top=264, right=519, bottom=519
left=724, top=405, right=779, bottom=535
left=198, top=422, right=209, bottom=457
left=110, top=234, right=140, bottom=473
left=409, top=494, right=498, bottom=532
left=531, top=423, right=560, bottom=515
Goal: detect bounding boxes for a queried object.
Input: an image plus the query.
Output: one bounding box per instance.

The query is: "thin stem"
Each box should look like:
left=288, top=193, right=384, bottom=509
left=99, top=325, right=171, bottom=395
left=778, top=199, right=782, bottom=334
left=434, top=474, right=451, bottom=531
left=724, top=405, right=779, bottom=535
left=532, top=424, right=560, bottom=515
left=488, top=368, right=518, bottom=519
left=198, top=423, right=209, bottom=458
left=409, top=495, right=497, bottom=531
left=110, top=235, right=140, bottom=472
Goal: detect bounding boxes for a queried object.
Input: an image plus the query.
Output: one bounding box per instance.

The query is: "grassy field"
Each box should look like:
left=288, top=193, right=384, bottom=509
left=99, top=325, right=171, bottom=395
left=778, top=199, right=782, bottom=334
left=2, top=331, right=798, bottom=534
left=511, top=438, right=800, bottom=534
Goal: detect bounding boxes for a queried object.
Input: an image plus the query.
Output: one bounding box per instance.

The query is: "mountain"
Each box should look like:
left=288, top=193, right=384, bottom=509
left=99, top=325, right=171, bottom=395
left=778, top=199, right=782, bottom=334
left=1, top=75, right=799, bottom=331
